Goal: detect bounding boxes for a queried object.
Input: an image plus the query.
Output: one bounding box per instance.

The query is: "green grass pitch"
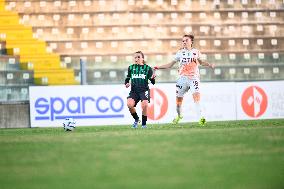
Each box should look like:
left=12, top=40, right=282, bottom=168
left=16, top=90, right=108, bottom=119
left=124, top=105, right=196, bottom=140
left=0, top=119, right=284, bottom=189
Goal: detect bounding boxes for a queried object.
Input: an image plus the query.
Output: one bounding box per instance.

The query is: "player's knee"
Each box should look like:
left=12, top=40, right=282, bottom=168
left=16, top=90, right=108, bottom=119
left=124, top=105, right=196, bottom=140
left=141, top=101, right=148, bottom=110
left=127, top=104, right=134, bottom=109
left=127, top=100, right=135, bottom=108
left=176, top=97, right=183, bottom=106
left=193, top=93, right=200, bottom=103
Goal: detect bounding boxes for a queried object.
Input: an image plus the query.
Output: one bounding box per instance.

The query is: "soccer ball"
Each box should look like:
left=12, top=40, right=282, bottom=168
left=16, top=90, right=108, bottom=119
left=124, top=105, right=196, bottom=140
left=63, top=118, right=76, bottom=131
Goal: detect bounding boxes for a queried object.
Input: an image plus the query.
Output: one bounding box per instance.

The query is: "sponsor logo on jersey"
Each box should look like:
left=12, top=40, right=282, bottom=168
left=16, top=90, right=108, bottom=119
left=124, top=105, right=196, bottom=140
left=132, top=74, right=146, bottom=79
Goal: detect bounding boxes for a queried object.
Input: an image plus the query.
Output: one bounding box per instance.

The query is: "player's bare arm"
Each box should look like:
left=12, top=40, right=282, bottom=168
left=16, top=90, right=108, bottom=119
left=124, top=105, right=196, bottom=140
left=198, top=59, right=215, bottom=69
left=154, top=60, right=177, bottom=70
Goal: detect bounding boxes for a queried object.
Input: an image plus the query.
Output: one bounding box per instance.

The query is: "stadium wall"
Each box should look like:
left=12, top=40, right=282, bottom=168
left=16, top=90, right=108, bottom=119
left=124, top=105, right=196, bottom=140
left=0, top=101, right=30, bottom=128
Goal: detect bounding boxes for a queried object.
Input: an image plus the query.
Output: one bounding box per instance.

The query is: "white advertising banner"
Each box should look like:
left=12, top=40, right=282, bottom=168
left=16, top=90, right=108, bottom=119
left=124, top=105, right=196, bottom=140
left=236, top=81, right=284, bottom=120
left=29, top=82, right=236, bottom=127
left=29, top=85, right=131, bottom=127
left=149, top=83, right=237, bottom=124
left=29, top=81, right=284, bottom=127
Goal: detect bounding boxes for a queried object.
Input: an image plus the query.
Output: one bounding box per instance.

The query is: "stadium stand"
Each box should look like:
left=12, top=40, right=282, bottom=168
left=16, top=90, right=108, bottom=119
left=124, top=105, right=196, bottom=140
left=0, top=51, right=32, bottom=101
left=0, top=1, right=77, bottom=86
left=1, top=0, right=284, bottom=99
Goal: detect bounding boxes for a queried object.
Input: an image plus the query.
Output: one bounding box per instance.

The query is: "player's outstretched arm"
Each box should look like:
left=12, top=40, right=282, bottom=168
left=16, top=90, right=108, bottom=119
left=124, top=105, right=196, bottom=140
left=198, top=59, right=215, bottom=69
left=154, top=60, right=176, bottom=70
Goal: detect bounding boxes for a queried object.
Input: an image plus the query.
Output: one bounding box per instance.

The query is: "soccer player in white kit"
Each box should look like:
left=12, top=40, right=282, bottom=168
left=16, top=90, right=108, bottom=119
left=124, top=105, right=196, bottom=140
left=154, top=34, right=215, bottom=126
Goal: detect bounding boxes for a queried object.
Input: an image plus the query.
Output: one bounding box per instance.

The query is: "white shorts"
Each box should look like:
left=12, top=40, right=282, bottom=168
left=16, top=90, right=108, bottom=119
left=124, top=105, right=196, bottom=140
left=176, top=76, right=200, bottom=97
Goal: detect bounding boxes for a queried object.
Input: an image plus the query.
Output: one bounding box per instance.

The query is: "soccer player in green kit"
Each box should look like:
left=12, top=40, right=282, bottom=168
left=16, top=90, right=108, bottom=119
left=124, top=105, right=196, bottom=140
left=125, top=51, right=156, bottom=128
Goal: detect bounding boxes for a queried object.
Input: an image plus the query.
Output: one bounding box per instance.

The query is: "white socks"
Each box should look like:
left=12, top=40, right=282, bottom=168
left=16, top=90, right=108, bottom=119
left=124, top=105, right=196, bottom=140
left=195, top=101, right=203, bottom=118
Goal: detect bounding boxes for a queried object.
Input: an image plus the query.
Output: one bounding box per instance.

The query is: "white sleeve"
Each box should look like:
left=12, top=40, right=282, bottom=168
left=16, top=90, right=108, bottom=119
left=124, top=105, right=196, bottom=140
left=193, top=49, right=201, bottom=59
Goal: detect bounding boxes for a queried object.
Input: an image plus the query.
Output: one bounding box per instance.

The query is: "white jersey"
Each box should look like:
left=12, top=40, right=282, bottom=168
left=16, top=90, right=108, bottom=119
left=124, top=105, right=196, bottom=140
left=173, top=48, right=201, bottom=79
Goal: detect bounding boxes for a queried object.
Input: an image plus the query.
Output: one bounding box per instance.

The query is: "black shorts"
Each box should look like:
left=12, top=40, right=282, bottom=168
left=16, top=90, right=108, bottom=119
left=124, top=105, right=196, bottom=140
left=127, top=89, right=150, bottom=107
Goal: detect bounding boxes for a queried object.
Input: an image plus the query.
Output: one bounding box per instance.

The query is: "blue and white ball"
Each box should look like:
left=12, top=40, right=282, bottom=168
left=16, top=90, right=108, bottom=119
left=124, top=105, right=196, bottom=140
left=63, top=118, right=76, bottom=131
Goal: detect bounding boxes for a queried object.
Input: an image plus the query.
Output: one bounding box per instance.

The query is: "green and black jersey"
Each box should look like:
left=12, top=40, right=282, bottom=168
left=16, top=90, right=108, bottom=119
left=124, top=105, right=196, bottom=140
left=125, top=64, right=155, bottom=92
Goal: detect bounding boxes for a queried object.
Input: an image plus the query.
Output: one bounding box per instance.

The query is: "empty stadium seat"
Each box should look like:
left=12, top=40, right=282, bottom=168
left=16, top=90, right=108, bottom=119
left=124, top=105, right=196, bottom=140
left=0, top=5, right=78, bottom=87
left=0, top=70, right=33, bottom=85
left=1, top=0, right=283, bottom=88
left=0, top=85, right=29, bottom=101
left=0, top=55, right=20, bottom=70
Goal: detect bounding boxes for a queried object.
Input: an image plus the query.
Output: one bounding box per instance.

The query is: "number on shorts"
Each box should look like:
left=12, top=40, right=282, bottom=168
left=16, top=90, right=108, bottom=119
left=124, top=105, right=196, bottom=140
left=193, top=81, right=199, bottom=90
left=145, top=91, right=148, bottom=98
